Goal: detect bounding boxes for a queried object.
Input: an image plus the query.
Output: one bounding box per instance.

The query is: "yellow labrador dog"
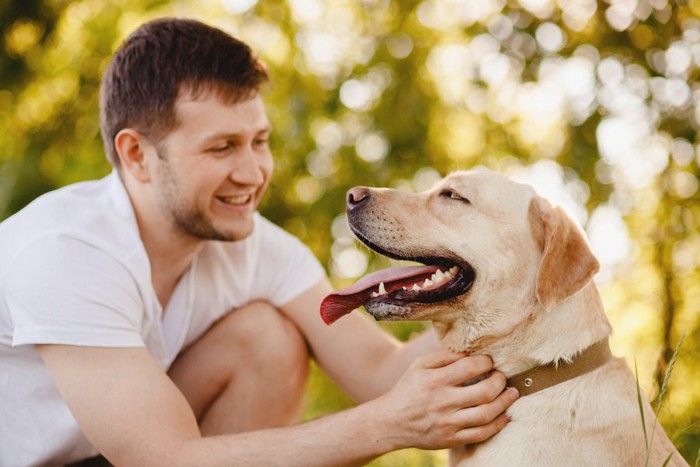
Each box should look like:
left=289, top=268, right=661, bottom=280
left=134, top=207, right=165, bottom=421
left=321, top=170, right=687, bottom=466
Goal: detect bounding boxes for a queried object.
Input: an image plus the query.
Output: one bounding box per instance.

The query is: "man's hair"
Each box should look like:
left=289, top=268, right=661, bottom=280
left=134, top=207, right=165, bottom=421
left=99, top=17, right=269, bottom=168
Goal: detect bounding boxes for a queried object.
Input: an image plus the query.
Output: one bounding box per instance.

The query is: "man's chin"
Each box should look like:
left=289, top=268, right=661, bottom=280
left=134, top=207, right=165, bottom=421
left=212, top=220, right=255, bottom=242
left=205, top=207, right=257, bottom=241
left=227, top=225, right=254, bottom=242
left=176, top=217, right=254, bottom=242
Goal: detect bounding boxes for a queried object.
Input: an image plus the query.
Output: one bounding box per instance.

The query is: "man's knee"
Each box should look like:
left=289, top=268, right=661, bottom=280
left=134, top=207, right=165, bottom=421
left=212, top=302, right=309, bottom=375
left=171, top=302, right=310, bottom=432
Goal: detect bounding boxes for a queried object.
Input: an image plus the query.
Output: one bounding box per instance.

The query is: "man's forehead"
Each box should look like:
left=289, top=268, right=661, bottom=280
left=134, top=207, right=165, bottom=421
left=177, top=81, right=260, bottom=104
left=175, top=85, right=262, bottom=109
left=173, top=89, right=269, bottom=129
left=165, top=91, right=271, bottom=144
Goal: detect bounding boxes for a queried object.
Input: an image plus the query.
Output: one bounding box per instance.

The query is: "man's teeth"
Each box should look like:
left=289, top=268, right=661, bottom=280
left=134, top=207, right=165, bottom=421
left=370, top=266, right=459, bottom=298
left=220, top=194, right=251, bottom=205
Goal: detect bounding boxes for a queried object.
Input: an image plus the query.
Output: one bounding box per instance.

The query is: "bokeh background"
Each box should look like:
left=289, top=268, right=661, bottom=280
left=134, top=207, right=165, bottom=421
left=1, top=0, right=698, bottom=464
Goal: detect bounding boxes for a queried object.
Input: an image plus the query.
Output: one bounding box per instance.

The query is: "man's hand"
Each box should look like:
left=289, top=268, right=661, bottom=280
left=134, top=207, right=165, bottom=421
left=370, top=349, right=518, bottom=450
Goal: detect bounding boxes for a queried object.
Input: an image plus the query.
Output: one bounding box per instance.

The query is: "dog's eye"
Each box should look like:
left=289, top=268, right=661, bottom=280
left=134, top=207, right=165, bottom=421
left=440, top=189, right=470, bottom=204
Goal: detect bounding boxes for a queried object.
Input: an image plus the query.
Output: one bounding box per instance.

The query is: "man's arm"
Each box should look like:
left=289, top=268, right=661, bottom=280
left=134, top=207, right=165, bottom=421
left=38, top=343, right=516, bottom=466
left=281, top=278, right=456, bottom=401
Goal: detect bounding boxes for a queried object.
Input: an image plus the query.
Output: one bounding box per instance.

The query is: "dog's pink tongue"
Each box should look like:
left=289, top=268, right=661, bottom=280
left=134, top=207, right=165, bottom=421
left=320, top=265, right=439, bottom=324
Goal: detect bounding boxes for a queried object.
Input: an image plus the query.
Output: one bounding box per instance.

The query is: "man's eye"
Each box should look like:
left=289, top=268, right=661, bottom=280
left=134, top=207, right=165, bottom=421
left=440, top=189, right=470, bottom=204
left=210, top=143, right=232, bottom=153
left=254, top=138, right=269, bottom=147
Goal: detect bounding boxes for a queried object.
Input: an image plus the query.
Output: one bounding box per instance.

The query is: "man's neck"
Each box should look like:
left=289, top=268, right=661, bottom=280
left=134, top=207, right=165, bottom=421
left=141, top=225, right=203, bottom=311
left=125, top=184, right=204, bottom=312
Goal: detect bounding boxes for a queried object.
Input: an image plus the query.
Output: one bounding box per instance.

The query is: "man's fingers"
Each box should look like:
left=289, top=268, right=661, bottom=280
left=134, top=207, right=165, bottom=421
left=453, top=412, right=511, bottom=445
left=440, top=355, right=495, bottom=386
left=457, top=385, right=519, bottom=427
left=456, top=371, right=509, bottom=406
left=413, top=348, right=470, bottom=370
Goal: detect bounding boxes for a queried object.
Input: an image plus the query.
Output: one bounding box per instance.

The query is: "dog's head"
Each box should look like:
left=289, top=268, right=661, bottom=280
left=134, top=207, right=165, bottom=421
left=321, top=169, right=600, bottom=348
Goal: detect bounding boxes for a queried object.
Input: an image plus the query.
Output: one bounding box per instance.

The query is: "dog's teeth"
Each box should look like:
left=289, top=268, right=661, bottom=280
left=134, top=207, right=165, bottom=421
left=370, top=283, right=386, bottom=298
left=402, top=286, right=407, bottom=290
left=450, top=266, right=458, bottom=274
left=423, top=279, right=434, bottom=288
left=433, top=270, right=445, bottom=282
left=412, top=284, right=421, bottom=291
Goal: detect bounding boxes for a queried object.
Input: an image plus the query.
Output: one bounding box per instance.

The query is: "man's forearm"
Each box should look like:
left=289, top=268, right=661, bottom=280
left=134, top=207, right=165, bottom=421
left=177, top=398, right=397, bottom=467
left=40, top=335, right=514, bottom=467
left=396, top=328, right=442, bottom=368
left=356, top=328, right=442, bottom=402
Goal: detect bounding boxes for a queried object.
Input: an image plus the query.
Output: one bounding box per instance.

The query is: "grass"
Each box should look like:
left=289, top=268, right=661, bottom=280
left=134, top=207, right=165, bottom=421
left=636, top=332, right=687, bottom=467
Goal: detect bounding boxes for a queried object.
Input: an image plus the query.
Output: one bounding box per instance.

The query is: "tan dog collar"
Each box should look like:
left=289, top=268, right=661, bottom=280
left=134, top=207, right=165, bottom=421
left=506, top=338, right=612, bottom=397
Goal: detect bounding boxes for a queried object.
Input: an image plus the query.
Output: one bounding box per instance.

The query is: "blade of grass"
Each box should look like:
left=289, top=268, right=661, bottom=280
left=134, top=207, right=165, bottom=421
left=661, top=452, right=673, bottom=467
left=635, top=358, right=649, bottom=455
left=645, top=332, right=686, bottom=467
left=655, top=332, right=686, bottom=416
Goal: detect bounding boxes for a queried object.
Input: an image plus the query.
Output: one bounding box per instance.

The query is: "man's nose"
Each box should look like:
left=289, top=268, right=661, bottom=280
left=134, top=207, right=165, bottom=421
left=346, top=187, right=371, bottom=211
left=231, top=150, right=265, bottom=186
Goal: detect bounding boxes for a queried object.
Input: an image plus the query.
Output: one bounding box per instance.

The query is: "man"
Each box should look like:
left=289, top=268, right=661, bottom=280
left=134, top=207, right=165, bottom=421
left=0, top=18, right=518, bottom=466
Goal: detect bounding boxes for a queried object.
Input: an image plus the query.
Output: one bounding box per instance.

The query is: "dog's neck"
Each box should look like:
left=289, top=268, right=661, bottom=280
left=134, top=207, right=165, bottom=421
left=440, top=282, right=613, bottom=378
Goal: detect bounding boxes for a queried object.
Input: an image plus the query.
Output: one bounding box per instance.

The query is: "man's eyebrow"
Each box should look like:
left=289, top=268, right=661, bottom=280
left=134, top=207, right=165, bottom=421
left=197, top=126, right=273, bottom=145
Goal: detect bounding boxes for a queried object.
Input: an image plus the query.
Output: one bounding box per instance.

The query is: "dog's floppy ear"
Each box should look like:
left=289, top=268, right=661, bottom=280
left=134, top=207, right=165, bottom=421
left=529, top=196, right=600, bottom=310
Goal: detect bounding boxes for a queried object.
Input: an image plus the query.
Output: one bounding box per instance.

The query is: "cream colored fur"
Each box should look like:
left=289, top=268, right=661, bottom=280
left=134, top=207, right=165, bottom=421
left=350, top=170, right=687, bottom=466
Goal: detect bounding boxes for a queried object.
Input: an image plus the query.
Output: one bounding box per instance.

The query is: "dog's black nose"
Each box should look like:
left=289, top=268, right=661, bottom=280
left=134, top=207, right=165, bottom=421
left=347, top=187, right=370, bottom=210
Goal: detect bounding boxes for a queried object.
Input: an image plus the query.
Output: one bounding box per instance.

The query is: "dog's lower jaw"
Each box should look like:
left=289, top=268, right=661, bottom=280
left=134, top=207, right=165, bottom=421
left=363, top=301, right=410, bottom=321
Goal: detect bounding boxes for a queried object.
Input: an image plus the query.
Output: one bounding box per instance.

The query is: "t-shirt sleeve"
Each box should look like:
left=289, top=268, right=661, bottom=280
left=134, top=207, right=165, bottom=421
left=250, top=217, right=326, bottom=307
left=5, top=234, right=145, bottom=347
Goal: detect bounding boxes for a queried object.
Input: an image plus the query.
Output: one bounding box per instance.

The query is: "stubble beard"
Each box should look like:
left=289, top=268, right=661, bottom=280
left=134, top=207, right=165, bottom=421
left=155, top=151, right=242, bottom=242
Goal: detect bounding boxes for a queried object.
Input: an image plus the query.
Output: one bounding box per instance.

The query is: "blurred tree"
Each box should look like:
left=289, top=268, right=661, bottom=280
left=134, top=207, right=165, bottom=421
left=1, top=0, right=698, bottom=464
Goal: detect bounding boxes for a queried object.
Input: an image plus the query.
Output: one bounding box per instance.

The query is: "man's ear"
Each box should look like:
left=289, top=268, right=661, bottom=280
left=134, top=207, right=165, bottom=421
left=115, top=129, right=151, bottom=183
left=529, top=196, right=600, bottom=310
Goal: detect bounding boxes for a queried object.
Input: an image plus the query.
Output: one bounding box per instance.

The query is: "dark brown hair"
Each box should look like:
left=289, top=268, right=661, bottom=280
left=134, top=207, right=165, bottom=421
left=99, top=17, right=268, bottom=168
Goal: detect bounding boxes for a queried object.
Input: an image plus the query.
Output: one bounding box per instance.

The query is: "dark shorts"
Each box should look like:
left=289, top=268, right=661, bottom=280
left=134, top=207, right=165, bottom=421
left=66, top=455, right=111, bottom=467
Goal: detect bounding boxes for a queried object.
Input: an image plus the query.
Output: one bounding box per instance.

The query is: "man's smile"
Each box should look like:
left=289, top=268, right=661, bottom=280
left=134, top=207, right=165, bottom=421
left=217, top=194, right=253, bottom=206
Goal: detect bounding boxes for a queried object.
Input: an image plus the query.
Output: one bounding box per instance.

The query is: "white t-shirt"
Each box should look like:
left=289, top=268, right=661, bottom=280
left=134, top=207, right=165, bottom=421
left=0, top=172, right=326, bottom=466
